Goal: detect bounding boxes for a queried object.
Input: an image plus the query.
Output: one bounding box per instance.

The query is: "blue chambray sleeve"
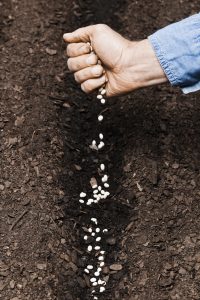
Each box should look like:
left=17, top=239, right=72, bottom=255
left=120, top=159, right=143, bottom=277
left=148, top=13, right=200, bottom=94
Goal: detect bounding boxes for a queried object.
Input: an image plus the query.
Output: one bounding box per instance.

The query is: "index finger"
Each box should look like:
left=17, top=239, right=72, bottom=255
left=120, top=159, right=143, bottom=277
left=63, top=25, right=95, bottom=43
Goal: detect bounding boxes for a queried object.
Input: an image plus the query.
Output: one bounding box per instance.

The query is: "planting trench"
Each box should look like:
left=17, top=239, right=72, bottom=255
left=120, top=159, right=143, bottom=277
left=1, top=0, right=200, bottom=299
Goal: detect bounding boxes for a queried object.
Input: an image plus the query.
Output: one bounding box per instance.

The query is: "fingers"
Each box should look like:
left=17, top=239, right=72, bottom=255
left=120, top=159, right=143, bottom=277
left=67, top=42, right=91, bottom=57
left=81, top=75, right=106, bottom=93
left=68, top=53, right=98, bottom=72
left=74, top=65, right=104, bottom=83
left=63, top=25, right=95, bottom=43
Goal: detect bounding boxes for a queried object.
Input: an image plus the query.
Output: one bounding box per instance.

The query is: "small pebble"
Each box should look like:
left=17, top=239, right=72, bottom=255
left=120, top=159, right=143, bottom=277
left=98, top=115, right=103, bottom=122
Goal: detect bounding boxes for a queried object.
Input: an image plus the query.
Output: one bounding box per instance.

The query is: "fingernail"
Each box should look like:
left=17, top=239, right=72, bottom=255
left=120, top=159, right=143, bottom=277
left=63, top=33, right=70, bottom=40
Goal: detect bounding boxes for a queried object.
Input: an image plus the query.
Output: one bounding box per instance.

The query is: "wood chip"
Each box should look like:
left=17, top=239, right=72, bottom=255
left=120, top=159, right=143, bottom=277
left=109, top=264, right=123, bottom=271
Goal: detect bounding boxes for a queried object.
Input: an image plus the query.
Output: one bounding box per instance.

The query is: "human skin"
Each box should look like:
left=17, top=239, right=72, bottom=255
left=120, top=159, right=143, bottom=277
left=63, top=24, right=168, bottom=97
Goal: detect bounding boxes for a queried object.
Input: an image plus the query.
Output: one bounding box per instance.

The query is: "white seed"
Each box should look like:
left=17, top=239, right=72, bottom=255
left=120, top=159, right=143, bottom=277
left=93, top=189, right=98, bottom=194
left=80, top=192, right=86, bottom=198
left=91, top=232, right=95, bottom=236
left=100, top=164, right=105, bottom=171
left=99, top=133, right=103, bottom=139
left=104, top=183, right=109, bottom=188
left=98, top=256, right=104, bottom=261
left=90, top=278, right=96, bottom=283
left=103, top=229, right=108, bottom=233
left=87, top=245, right=92, bottom=252
left=95, top=246, right=101, bottom=250
left=100, top=287, right=105, bottom=293
left=91, top=218, right=97, bottom=224
left=96, top=237, right=101, bottom=242
left=79, top=199, right=85, bottom=204
left=92, top=184, right=98, bottom=189
left=97, top=267, right=102, bottom=272
left=97, top=95, right=103, bottom=99
left=84, top=235, right=88, bottom=240
left=98, top=141, right=105, bottom=149
left=98, top=279, right=104, bottom=285
left=88, top=228, right=92, bottom=233
left=100, top=251, right=105, bottom=254
left=94, top=271, right=100, bottom=276
left=98, top=115, right=103, bottom=122
left=87, top=265, right=93, bottom=270
left=98, top=186, right=102, bottom=191
left=92, top=282, right=98, bottom=287
left=102, top=175, right=108, bottom=183
left=101, top=89, right=106, bottom=95
left=84, top=268, right=89, bottom=274
left=101, top=99, right=106, bottom=104
left=100, top=262, right=105, bottom=267
left=92, top=140, right=96, bottom=146
left=96, top=228, right=100, bottom=233
left=94, top=297, right=98, bottom=300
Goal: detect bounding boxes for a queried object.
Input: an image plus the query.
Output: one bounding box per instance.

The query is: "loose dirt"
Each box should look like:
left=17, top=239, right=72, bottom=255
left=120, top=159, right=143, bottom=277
left=1, top=0, right=200, bottom=299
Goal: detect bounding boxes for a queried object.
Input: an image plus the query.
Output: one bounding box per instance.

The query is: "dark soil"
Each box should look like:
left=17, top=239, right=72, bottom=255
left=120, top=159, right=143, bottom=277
left=1, top=0, right=200, bottom=299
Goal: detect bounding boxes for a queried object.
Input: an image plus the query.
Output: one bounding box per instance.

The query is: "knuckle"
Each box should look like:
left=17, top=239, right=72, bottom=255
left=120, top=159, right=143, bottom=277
left=95, top=24, right=109, bottom=33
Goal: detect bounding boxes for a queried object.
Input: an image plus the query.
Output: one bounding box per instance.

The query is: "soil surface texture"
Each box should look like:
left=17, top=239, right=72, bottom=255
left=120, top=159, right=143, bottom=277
left=1, top=0, right=200, bottom=299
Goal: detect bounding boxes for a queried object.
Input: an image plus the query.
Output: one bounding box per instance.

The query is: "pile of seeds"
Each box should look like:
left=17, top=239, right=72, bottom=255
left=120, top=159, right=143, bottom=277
left=78, top=43, right=110, bottom=300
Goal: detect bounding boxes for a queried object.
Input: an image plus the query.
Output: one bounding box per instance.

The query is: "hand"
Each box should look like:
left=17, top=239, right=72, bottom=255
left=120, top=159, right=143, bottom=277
left=63, top=24, right=167, bottom=97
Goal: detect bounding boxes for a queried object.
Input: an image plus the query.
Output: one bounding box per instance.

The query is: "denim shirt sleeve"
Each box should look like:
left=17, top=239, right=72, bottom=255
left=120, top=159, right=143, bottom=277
left=148, top=13, right=200, bottom=94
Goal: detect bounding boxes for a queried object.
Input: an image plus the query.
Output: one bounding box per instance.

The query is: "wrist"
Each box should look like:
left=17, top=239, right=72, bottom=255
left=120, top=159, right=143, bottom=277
left=129, top=39, right=168, bottom=90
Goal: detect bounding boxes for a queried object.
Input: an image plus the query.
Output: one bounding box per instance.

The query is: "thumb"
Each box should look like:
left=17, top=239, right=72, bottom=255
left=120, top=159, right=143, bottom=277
left=63, top=25, right=95, bottom=43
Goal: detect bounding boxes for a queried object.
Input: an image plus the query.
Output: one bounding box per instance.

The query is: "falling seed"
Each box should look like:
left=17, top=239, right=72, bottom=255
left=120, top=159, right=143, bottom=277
left=95, top=246, right=101, bottom=250
left=104, top=183, right=109, bottom=188
left=92, top=282, right=98, bottom=287
left=96, top=237, right=101, bottom=242
left=100, top=251, right=105, bottom=254
left=93, top=189, right=98, bottom=194
left=92, top=140, right=96, bottom=146
left=98, top=256, right=104, bottom=261
left=97, top=95, right=103, bottom=99
left=96, top=228, right=100, bottom=233
left=98, top=115, right=103, bottom=122
left=90, top=278, right=96, bottom=283
left=94, top=297, right=98, bottom=300
left=100, top=287, right=105, bottom=293
left=103, top=229, right=108, bottom=233
left=79, top=199, right=85, bottom=204
left=98, top=141, right=105, bottom=149
left=80, top=192, right=86, bottom=198
left=100, top=164, right=105, bottom=171
left=84, top=268, right=89, bottom=274
left=102, top=175, right=108, bottom=183
left=100, top=262, right=105, bottom=267
left=98, top=186, right=102, bottom=191
left=94, top=271, right=100, bottom=276
left=88, top=228, right=92, bottom=233
left=84, top=235, right=88, bottom=240
left=91, top=218, right=97, bottom=224
left=101, top=99, right=106, bottom=104
left=101, top=89, right=106, bottom=95
left=91, top=232, right=95, bottom=236
left=87, top=245, right=92, bottom=252
left=87, top=265, right=93, bottom=270
left=99, top=133, right=103, bottom=139
left=97, top=267, right=102, bottom=272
